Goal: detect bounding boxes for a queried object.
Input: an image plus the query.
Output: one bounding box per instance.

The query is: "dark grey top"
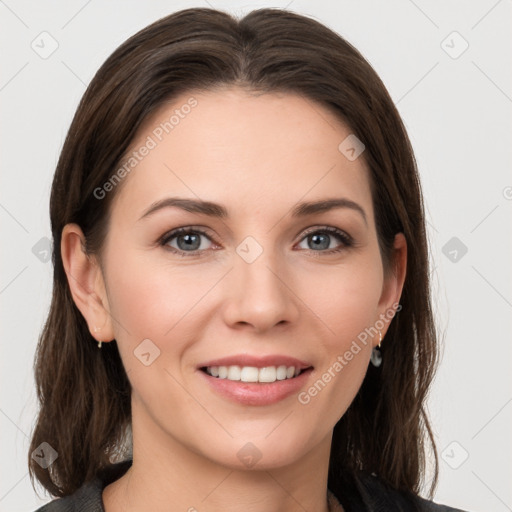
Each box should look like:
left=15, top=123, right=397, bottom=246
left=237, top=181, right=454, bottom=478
left=33, top=460, right=468, bottom=512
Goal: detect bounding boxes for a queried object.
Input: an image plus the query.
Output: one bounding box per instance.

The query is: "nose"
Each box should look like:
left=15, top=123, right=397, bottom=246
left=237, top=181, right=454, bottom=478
left=221, top=246, right=300, bottom=333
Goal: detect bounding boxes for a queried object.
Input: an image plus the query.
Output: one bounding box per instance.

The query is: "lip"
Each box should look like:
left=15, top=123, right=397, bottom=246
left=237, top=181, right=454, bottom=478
left=197, top=354, right=313, bottom=370
left=198, top=366, right=314, bottom=406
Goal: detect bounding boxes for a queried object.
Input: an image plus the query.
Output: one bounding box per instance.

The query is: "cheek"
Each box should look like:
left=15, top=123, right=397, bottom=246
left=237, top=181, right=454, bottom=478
left=104, top=232, right=209, bottom=330
left=103, top=244, right=229, bottom=378
left=102, top=246, right=197, bottom=360
left=107, top=266, right=175, bottom=339
left=103, top=256, right=209, bottom=408
left=301, top=254, right=383, bottom=341
left=294, top=256, right=382, bottom=412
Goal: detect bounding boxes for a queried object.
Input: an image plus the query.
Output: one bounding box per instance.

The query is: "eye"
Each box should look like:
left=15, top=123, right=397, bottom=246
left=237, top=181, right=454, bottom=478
left=296, top=226, right=353, bottom=254
left=159, top=227, right=216, bottom=257
left=159, top=225, right=353, bottom=257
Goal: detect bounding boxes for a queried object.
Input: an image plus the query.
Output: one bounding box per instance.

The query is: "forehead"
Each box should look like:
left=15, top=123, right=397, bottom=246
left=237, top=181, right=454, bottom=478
left=110, top=87, right=373, bottom=225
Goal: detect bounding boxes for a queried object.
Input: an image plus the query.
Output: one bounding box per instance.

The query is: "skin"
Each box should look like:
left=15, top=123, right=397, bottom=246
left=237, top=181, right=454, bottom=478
left=61, top=87, right=406, bottom=512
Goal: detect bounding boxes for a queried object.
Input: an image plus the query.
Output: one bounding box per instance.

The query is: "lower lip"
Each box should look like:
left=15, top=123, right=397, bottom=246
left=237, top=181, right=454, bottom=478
left=197, top=368, right=313, bottom=406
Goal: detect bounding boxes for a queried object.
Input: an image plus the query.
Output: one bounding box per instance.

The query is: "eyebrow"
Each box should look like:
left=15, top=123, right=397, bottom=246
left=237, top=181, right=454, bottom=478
left=138, top=197, right=367, bottom=225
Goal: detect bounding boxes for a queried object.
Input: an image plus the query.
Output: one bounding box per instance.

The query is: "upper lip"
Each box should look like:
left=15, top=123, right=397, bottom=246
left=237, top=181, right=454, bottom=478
left=198, top=355, right=313, bottom=370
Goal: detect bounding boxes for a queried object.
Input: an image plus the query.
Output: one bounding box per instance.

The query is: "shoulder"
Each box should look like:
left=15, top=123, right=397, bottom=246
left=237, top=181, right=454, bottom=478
left=31, top=460, right=132, bottom=512
left=358, top=472, right=468, bottom=512
left=32, top=478, right=103, bottom=512
left=331, top=471, right=469, bottom=512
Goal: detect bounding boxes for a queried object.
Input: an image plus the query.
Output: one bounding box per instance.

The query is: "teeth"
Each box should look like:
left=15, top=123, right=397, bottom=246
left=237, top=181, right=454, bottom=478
left=227, top=366, right=241, bottom=380
left=241, top=366, right=259, bottom=382
left=205, top=365, right=302, bottom=383
left=276, top=366, right=287, bottom=380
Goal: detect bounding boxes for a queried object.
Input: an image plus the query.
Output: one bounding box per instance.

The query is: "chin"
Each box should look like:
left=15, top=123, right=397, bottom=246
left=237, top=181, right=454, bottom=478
left=197, top=431, right=315, bottom=471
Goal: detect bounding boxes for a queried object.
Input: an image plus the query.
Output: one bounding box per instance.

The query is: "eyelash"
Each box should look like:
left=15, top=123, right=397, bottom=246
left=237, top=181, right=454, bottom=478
left=158, top=226, right=354, bottom=258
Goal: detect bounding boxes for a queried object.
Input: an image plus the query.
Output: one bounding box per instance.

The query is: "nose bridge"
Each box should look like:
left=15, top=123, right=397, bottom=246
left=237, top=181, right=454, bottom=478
left=236, top=234, right=285, bottom=299
left=223, top=233, right=298, bottom=330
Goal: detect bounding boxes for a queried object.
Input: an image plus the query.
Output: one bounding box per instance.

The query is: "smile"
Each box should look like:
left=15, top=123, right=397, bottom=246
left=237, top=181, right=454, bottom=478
left=202, top=365, right=307, bottom=383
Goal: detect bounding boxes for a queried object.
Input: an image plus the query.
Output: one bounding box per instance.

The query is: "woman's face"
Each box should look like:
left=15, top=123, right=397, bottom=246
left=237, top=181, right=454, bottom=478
left=78, top=87, right=405, bottom=469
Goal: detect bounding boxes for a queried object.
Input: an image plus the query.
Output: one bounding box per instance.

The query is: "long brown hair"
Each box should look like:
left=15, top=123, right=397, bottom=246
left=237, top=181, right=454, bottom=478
left=29, top=7, right=439, bottom=503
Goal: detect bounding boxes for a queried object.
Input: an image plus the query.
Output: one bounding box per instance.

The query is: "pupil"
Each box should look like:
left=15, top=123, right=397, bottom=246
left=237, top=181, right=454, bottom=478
left=311, top=234, right=328, bottom=250
left=179, top=233, right=200, bottom=250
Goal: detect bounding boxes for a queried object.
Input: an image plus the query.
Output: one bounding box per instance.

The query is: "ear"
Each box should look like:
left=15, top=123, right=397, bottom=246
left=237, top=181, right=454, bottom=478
left=377, top=232, right=407, bottom=343
left=60, top=223, right=115, bottom=344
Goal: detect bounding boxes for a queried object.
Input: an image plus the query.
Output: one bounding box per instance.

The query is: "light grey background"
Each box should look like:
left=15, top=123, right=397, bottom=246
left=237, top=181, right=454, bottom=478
left=1, top=1, right=511, bottom=511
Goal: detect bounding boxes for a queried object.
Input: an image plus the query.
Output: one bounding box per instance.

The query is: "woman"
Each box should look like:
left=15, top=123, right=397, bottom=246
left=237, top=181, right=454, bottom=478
left=29, top=7, right=467, bottom=512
